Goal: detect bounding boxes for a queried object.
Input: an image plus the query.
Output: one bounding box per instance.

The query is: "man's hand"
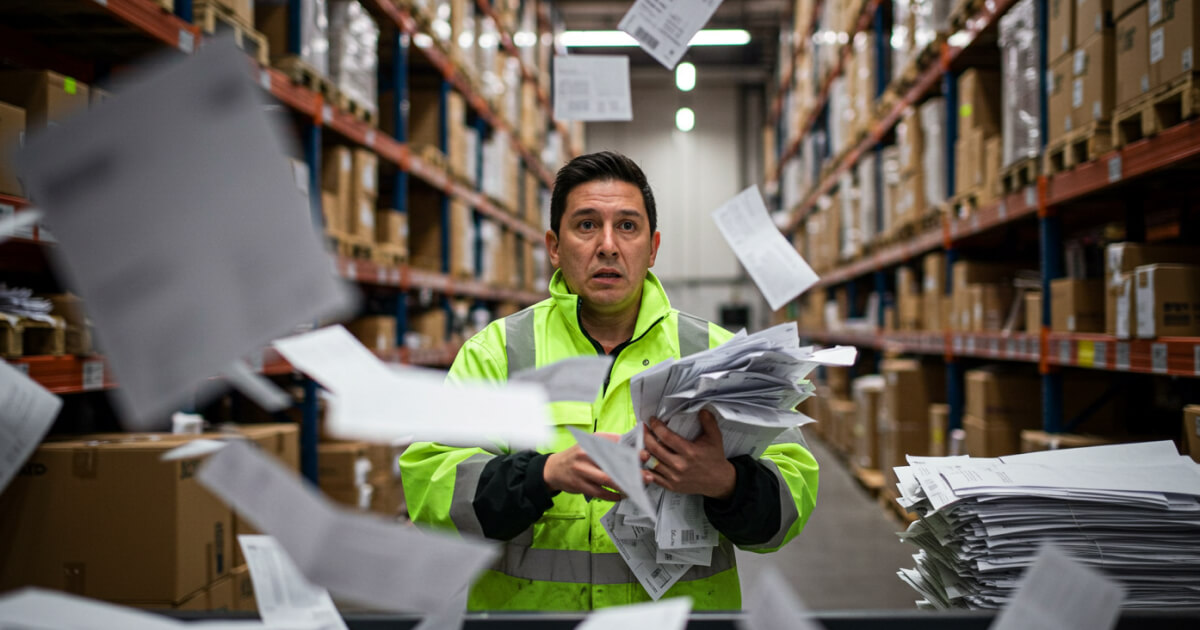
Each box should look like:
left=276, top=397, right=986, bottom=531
left=642, top=410, right=736, bottom=500
left=543, top=432, right=626, bottom=501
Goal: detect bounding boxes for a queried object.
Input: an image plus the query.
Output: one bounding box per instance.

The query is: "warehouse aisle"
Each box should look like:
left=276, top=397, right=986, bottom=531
left=736, top=435, right=917, bottom=610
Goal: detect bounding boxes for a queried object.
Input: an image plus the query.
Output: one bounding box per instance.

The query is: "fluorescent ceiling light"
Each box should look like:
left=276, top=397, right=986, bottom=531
left=676, top=62, right=696, bottom=91
left=676, top=107, right=695, bottom=132
left=562, top=29, right=751, bottom=48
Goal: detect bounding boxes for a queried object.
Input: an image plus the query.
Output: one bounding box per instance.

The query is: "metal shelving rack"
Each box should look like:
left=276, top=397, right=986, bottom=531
left=0, top=0, right=570, bottom=483
left=770, top=0, right=1200, bottom=436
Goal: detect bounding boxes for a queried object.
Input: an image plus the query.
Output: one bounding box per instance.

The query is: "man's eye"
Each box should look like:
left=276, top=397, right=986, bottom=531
left=620, top=221, right=636, bottom=230
left=580, top=220, right=596, bottom=230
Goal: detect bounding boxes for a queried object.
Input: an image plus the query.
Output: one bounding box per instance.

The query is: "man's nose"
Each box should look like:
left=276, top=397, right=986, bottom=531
left=598, top=224, right=619, bottom=256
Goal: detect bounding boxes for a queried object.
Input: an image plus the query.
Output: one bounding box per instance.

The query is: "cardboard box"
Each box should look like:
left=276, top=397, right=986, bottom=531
left=0, top=70, right=89, bottom=130
left=1185, top=405, right=1200, bottom=463
left=852, top=376, right=884, bottom=470
left=881, top=359, right=946, bottom=428
left=348, top=195, right=375, bottom=241
left=964, top=413, right=1026, bottom=457
left=347, top=315, right=397, bottom=353
left=982, top=135, right=1002, bottom=203
left=1076, top=0, right=1113, bottom=45
left=1026, top=291, right=1042, bottom=332
left=0, top=436, right=232, bottom=602
left=830, top=399, right=858, bottom=455
left=1020, top=430, right=1114, bottom=452
left=351, top=148, right=378, bottom=200
left=317, top=441, right=371, bottom=488
left=370, top=476, right=406, bottom=516
left=826, top=366, right=852, bottom=399
left=449, top=199, right=474, bottom=277
left=897, top=111, right=924, bottom=175
left=970, top=283, right=1015, bottom=331
left=407, top=185, right=444, bottom=272
left=1116, top=4, right=1152, bottom=107
left=957, top=69, right=1003, bottom=136
left=1048, top=54, right=1075, bottom=140
left=321, top=146, right=352, bottom=233
left=1051, top=278, right=1105, bottom=332
left=1149, top=0, right=1199, bottom=89
left=923, top=252, right=947, bottom=296
left=320, top=191, right=341, bottom=233
left=375, top=209, right=407, bottom=250
left=233, top=423, right=300, bottom=471
left=1114, top=0, right=1142, bottom=20
left=966, top=368, right=1041, bottom=423
left=1135, top=264, right=1200, bottom=338
left=929, top=403, right=949, bottom=457
left=923, top=292, right=943, bottom=331
left=1106, top=242, right=1200, bottom=284
left=0, top=101, right=25, bottom=196
left=1072, top=31, right=1117, bottom=126
left=1112, top=272, right=1136, bottom=338
left=232, top=565, right=256, bottom=612
left=408, top=307, right=447, bottom=348
left=1049, top=0, right=1076, bottom=62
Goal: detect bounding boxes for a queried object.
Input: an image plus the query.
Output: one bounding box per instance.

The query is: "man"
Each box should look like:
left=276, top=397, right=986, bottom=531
left=400, top=151, right=818, bottom=610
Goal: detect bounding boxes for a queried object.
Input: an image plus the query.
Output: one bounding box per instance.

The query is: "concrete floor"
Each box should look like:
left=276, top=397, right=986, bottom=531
left=736, top=434, right=920, bottom=611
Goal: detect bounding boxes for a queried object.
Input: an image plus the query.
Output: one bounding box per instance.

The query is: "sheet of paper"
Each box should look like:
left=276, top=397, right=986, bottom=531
left=14, top=40, right=353, bottom=427
left=239, top=535, right=347, bottom=630
left=161, top=438, right=229, bottom=461
left=0, top=588, right=182, bottom=630
left=0, top=360, right=62, bottom=494
left=223, top=359, right=293, bottom=412
left=413, top=586, right=468, bottom=630
left=601, top=507, right=690, bottom=600
left=618, top=0, right=724, bottom=69
left=576, top=597, right=692, bottom=630
left=277, top=326, right=551, bottom=450
left=655, top=490, right=717, bottom=550
left=632, top=358, right=675, bottom=425
left=553, top=55, right=632, bottom=121
left=656, top=544, right=712, bottom=566
left=570, top=426, right=657, bottom=521
left=198, top=439, right=498, bottom=614
left=990, top=545, right=1123, bottom=630
left=739, top=565, right=826, bottom=630
left=0, top=208, right=42, bottom=243
left=712, top=186, right=819, bottom=310
left=510, top=355, right=613, bottom=403
left=999, top=440, right=1179, bottom=466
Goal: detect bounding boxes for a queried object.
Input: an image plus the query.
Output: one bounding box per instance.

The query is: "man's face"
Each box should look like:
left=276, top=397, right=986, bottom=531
left=546, top=179, right=661, bottom=315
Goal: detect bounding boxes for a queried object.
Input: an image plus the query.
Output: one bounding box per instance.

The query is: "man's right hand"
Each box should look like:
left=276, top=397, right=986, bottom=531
left=543, top=432, right=625, bottom=501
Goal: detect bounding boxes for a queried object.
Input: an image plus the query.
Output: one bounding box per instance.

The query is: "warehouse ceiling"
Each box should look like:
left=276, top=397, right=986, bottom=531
left=553, top=0, right=789, bottom=83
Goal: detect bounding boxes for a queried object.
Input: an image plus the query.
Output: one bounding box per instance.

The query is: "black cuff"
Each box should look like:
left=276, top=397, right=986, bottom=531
left=473, top=450, right=558, bottom=541
left=703, top=455, right=782, bottom=546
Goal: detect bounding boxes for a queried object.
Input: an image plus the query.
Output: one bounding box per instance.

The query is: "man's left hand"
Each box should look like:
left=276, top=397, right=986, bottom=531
left=642, top=410, right=736, bottom=500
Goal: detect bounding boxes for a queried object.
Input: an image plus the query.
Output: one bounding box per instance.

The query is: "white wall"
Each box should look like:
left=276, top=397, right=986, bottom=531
left=585, top=81, right=768, bottom=327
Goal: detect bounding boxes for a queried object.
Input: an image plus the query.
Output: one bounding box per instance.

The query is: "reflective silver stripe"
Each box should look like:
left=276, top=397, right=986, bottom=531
left=738, top=458, right=799, bottom=551
left=772, top=425, right=811, bottom=450
left=677, top=312, right=710, bottom=358
left=494, top=539, right=735, bottom=584
left=449, top=453, right=494, bottom=536
left=505, top=307, right=538, bottom=378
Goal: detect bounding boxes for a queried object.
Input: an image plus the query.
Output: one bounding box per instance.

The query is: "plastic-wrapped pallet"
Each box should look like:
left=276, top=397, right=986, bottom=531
left=892, top=0, right=914, bottom=83
left=829, top=76, right=849, bottom=153
left=913, top=0, right=952, bottom=53
left=257, top=0, right=329, bottom=75
left=918, top=97, right=948, bottom=207
left=857, top=151, right=877, bottom=246
left=998, top=0, right=1040, bottom=167
left=328, top=0, right=378, bottom=115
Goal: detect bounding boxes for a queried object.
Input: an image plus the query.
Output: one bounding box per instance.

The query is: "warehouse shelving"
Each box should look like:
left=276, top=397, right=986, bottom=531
left=767, top=0, right=826, bottom=129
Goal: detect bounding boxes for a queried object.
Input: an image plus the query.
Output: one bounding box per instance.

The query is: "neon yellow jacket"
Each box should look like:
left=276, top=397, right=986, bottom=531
left=400, top=270, right=819, bottom=610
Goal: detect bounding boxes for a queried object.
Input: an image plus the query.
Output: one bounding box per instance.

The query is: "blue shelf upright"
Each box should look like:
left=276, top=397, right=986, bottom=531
left=392, top=29, right=411, bottom=348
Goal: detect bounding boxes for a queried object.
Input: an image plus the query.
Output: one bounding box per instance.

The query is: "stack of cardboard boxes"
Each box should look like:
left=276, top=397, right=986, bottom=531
left=321, top=145, right=378, bottom=247
left=1046, top=0, right=1116, bottom=163
left=1105, top=242, right=1200, bottom=339
left=0, top=70, right=95, bottom=199
left=879, top=359, right=946, bottom=488
left=950, top=260, right=1018, bottom=333
left=1114, top=0, right=1198, bottom=140
left=953, top=69, right=1003, bottom=209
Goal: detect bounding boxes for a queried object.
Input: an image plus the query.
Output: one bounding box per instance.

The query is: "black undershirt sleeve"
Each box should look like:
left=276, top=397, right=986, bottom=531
left=472, top=450, right=560, bottom=541
left=703, top=455, right=783, bottom=546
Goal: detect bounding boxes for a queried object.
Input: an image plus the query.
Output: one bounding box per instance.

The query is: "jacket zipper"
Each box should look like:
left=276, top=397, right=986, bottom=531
left=575, top=301, right=664, bottom=430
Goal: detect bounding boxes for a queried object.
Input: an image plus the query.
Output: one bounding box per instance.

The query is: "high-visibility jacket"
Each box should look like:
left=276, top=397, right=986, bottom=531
left=400, top=270, right=819, bottom=611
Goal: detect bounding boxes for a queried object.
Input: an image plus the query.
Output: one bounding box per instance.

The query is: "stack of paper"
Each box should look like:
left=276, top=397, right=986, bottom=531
left=0, top=284, right=55, bottom=323
left=891, top=442, right=1200, bottom=609
left=591, top=321, right=855, bottom=599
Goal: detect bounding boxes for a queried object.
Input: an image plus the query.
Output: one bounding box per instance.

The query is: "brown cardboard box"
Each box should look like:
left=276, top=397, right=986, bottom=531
left=953, top=260, right=1017, bottom=290
left=1048, top=54, right=1074, bottom=140
left=923, top=252, right=946, bottom=296
left=1020, top=430, right=1114, bottom=452
left=321, top=146, right=352, bottom=233
left=897, top=111, right=924, bottom=175
left=351, top=148, right=378, bottom=200
left=830, top=399, right=858, bottom=455
left=1135, top=264, right=1200, bottom=338
left=0, top=70, right=89, bottom=130
left=318, top=441, right=371, bottom=487
left=1104, top=242, right=1200, bottom=334
left=1114, top=0, right=1142, bottom=20
left=826, top=366, right=852, bottom=399
left=923, top=292, right=943, bottom=331
left=971, top=284, right=1015, bottom=331
left=232, top=565, right=256, bottom=612
left=1051, top=278, right=1105, bottom=332
left=209, top=0, right=253, bottom=24
left=957, top=69, right=1002, bottom=136
left=982, top=135, right=1002, bottom=203
left=1076, top=0, right=1113, bottom=45
left=125, top=573, right=235, bottom=611
left=0, top=436, right=232, bottom=602
left=1049, top=0, right=1076, bottom=62
left=321, top=191, right=342, bottom=234
left=1025, top=291, right=1042, bottom=332
left=1112, top=272, right=1137, bottom=338
left=449, top=200, right=474, bottom=277
left=348, top=195, right=376, bottom=242
left=375, top=209, right=408, bottom=250
left=852, top=376, right=884, bottom=470
left=409, top=308, right=447, bottom=348
left=1072, top=31, right=1116, bottom=126
left=966, top=368, right=1041, bottom=422
left=365, top=443, right=404, bottom=480
left=964, top=413, right=1026, bottom=457
left=347, top=315, right=397, bottom=353
left=0, top=101, right=24, bottom=196
left=929, top=403, right=950, bottom=457
left=408, top=185, right=444, bottom=272
left=370, top=476, right=406, bottom=516
left=1149, top=0, right=1199, bottom=89
left=881, top=359, right=946, bottom=428
left=234, top=423, right=300, bottom=471
left=1116, top=4, right=1152, bottom=107
left=1185, top=405, right=1200, bottom=463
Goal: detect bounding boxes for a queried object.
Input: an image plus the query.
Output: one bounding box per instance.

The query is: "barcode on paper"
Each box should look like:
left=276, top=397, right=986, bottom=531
left=650, top=567, right=670, bottom=589
left=634, top=26, right=660, bottom=50
left=681, top=529, right=696, bottom=545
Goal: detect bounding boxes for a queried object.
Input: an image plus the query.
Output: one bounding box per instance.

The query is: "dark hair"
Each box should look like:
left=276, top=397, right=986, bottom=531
left=549, top=151, right=657, bottom=236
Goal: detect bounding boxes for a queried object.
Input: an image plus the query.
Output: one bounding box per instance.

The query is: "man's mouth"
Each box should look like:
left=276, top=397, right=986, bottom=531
left=593, top=269, right=622, bottom=279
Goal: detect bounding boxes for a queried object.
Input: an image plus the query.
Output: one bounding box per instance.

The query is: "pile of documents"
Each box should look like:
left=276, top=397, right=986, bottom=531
left=891, top=441, right=1200, bottom=609
left=590, top=322, right=855, bottom=599
left=0, top=284, right=54, bottom=323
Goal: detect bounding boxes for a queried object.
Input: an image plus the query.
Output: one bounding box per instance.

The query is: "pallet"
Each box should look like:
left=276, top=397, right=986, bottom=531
left=1043, top=121, right=1113, bottom=176
left=275, top=56, right=337, bottom=101
left=335, top=92, right=379, bottom=127
left=192, top=2, right=269, bottom=66
left=326, top=231, right=373, bottom=260
left=372, top=245, right=407, bottom=268
left=999, top=156, right=1039, bottom=194
left=947, top=190, right=981, bottom=220
left=852, top=466, right=885, bottom=499
left=1112, top=73, right=1200, bottom=149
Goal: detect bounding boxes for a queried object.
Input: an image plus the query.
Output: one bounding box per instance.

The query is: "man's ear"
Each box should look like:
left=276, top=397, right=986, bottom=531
left=647, top=231, right=661, bottom=267
left=545, top=229, right=560, bottom=268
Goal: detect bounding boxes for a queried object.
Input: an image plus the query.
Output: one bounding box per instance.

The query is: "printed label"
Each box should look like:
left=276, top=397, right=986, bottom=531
left=1151, top=343, right=1168, bottom=374
left=1116, top=342, right=1131, bottom=370
left=82, top=360, right=104, bottom=391
left=1150, top=28, right=1164, bottom=64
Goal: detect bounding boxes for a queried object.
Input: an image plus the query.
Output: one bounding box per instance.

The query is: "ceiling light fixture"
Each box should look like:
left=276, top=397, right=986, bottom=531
left=675, top=107, right=695, bottom=132
left=561, top=29, right=751, bottom=48
left=675, top=62, right=696, bottom=91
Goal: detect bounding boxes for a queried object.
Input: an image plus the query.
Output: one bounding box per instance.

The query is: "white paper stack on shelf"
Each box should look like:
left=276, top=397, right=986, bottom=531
left=891, top=442, right=1200, bottom=609
left=590, top=321, right=856, bottom=599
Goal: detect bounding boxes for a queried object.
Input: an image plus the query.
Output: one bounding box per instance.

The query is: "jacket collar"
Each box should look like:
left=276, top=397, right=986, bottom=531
left=548, top=269, right=673, bottom=343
